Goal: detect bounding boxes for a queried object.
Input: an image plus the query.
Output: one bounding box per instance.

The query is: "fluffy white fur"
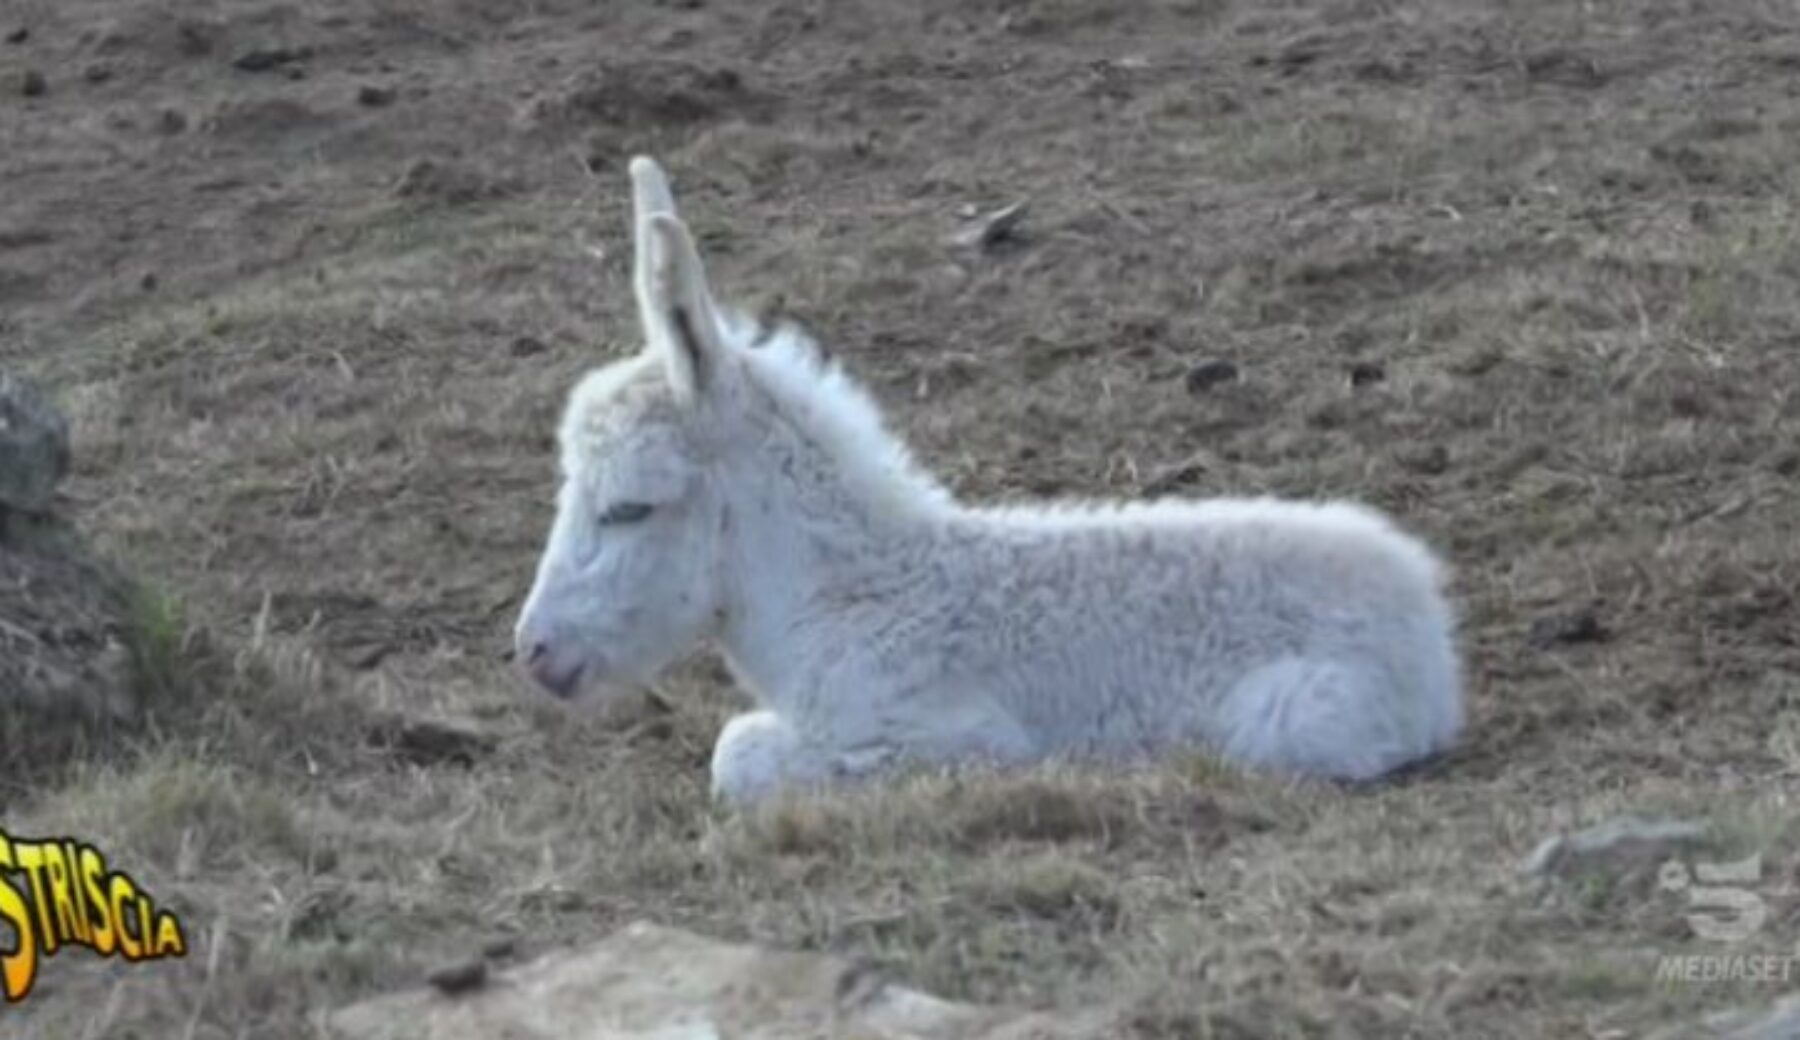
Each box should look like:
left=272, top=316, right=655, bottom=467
left=513, top=157, right=1466, bottom=805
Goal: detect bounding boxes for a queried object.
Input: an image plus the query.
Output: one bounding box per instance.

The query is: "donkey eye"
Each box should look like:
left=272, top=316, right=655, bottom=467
left=597, top=502, right=655, bottom=525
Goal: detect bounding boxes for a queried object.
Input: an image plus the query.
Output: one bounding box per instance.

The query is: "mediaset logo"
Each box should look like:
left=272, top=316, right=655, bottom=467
left=1654, top=853, right=1800, bottom=986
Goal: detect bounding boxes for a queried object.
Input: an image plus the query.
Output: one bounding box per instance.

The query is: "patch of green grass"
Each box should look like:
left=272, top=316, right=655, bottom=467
left=1574, top=870, right=1616, bottom=911
left=124, top=581, right=187, bottom=704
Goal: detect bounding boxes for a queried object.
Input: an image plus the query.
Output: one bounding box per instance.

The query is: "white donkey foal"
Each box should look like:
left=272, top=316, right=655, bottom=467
left=514, top=157, right=1465, bottom=805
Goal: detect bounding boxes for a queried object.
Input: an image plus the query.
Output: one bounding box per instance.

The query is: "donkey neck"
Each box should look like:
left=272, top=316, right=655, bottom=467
left=710, top=415, right=936, bottom=712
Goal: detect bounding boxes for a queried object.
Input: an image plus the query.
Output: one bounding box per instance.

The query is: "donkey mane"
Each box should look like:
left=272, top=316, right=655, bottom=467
left=720, top=306, right=956, bottom=525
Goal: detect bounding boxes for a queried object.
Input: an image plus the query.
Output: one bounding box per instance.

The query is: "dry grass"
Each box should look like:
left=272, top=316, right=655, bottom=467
left=4, top=0, right=1800, bottom=1036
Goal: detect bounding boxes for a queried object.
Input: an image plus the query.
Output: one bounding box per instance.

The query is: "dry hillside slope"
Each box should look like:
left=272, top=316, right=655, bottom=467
left=2, top=0, right=1799, bottom=1036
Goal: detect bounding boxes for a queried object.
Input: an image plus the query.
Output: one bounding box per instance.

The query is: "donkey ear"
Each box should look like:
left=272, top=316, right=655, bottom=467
left=629, top=155, right=677, bottom=246
left=629, top=158, right=728, bottom=406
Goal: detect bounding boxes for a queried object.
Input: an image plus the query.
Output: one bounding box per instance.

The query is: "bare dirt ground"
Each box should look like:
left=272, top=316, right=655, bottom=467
left=4, top=0, right=1800, bottom=1035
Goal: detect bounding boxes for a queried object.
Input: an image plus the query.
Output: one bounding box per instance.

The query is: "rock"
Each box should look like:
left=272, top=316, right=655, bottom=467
left=479, top=936, right=517, bottom=961
left=1724, top=993, right=1800, bottom=1040
left=509, top=335, right=548, bottom=358
left=331, top=921, right=1111, bottom=1040
left=1527, top=603, right=1608, bottom=650
left=357, top=84, right=397, bottom=107
left=426, top=957, right=489, bottom=995
left=1523, top=47, right=1608, bottom=90
left=5, top=27, right=28, bottom=44
left=1647, top=992, right=1800, bottom=1040
left=1, top=380, right=146, bottom=742
left=950, top=201, right=1029, bottom=251
left=1395, top=442, right=1450, bottom=476
left=20, top=68, right=46, bottom=97
left=1347, top=360, right=1386, bottom=387
left=1183, top=359, right=1239, bottom=394
left=346, top=641, right=391, bottom=670
left=0, top=372, right=71, bottom=515
left=0, top=227, right=54, bottom=250
left=233, top=47, right=309, bottom=73
left=0, top=522, right=139, bottom=729
left=365, top=716, right=497, bottom=767
left=1522, top=815, right=1710, bottom=880
left=1141, top=458, right=1209, bottom=499
left=83, top=64, right=113, bottom=84
left=156, top=108, right=188, bottom=134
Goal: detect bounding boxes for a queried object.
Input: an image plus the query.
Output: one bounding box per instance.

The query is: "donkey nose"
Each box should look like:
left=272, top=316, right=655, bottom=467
left=519, top=640, right=584, bottom=699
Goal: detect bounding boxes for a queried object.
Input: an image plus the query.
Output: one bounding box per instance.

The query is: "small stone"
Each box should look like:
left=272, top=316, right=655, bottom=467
left=509, top=335, right=548, bottom=358
left=139, top=272, right=158, bottom=292
left=1724, top=993, right=1800, bottom=1040
left=20, top=69, right=46, bottom=97
left=83, top=64, right=112, bottom=84
left=1347, top=360, right=1386, bottom=387
left=1395, top=442, right=1449, bottom=475
left=425, top=957, right=488, bottom=995
left=156, top=108, right=188, bottom=134
left=5, top=27, right=27, bottom=45
left=1527, top=603, right=1607, bottom=650
left=366, top=716, right=496, bottom=767
left=1183, top=359, right=1239, bottom=394
left=233, top=47, right=306, bottom=73
left=0, top=227, right=52, bottom=249
left=357, top=84, right=396, bottom=107
left=480, top=936, right=517, bottom=960
left=949, top=201, right=1028, bottom=251
left=347, top=643, right=391, bottom=670
left=1141, top=460, right=1208, bottom=499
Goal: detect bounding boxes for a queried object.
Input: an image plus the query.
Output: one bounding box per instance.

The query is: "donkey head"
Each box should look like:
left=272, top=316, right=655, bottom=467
left=513, top=157, right=743, bottom=700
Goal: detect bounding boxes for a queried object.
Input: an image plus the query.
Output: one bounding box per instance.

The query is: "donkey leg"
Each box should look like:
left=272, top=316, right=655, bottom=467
left=1214, top=654, right=1433, bottom=781
left=710, top=697, right=1037, bottom=805
left=709, top=710, right=892, bottom=805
